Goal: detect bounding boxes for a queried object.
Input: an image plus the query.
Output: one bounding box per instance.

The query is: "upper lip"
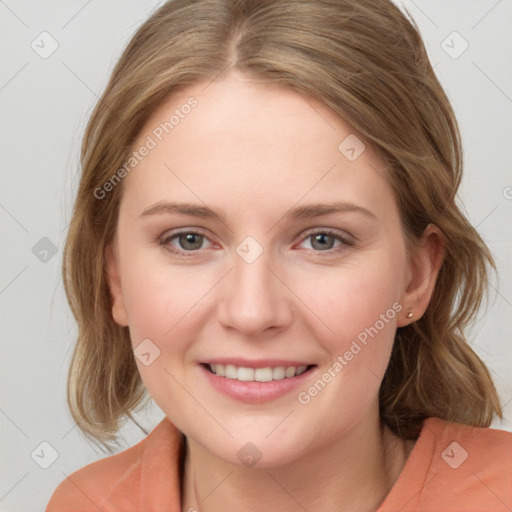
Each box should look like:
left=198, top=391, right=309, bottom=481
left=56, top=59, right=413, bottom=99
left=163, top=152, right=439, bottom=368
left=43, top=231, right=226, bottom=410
left=201, top=358, right=314, bottom=369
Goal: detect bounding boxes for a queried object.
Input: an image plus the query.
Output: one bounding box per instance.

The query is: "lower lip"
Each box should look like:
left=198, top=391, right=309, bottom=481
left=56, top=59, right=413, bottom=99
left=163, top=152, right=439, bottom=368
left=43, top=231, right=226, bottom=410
left=200, top=364, right=316, bottom=403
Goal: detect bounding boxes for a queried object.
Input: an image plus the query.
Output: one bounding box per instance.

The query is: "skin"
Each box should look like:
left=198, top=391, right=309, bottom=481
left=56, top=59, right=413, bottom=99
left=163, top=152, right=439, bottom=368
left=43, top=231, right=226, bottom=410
left=105, top=70, right=444, bottom=512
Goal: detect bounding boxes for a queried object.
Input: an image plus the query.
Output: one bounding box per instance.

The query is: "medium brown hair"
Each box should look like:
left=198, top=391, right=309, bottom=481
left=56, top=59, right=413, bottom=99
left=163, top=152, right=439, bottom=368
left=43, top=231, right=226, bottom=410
left=62, top=0, right=503, bottom=451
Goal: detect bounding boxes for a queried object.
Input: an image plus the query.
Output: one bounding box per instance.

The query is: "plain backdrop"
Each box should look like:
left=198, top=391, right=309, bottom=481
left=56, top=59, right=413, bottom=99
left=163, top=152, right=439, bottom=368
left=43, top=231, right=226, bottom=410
left=0, top=1, right=511, bottom=510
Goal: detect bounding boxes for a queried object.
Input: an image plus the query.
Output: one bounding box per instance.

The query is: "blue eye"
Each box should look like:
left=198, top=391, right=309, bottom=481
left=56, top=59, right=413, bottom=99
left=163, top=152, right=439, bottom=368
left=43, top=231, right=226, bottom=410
left=159, top=228, right=355, bottom=257
left=298, top=229, right=355, bottom=254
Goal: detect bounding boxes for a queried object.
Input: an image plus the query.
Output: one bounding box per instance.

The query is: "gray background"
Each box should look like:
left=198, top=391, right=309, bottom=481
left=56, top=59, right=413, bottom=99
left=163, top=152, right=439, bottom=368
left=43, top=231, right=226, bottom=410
left=1, top=1, right=511, bottom=510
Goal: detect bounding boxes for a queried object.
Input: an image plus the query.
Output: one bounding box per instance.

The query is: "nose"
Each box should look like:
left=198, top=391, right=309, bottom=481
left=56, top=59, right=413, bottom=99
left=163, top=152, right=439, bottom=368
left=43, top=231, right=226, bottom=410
left=217, top=247, right=293, bottom=338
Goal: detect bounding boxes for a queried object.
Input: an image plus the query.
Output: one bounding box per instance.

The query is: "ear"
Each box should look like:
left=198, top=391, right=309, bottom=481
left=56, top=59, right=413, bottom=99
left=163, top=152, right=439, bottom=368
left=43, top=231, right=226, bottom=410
left=104, top=239, right=129, bottom=327
left=397, top=224, right=445, bottom=327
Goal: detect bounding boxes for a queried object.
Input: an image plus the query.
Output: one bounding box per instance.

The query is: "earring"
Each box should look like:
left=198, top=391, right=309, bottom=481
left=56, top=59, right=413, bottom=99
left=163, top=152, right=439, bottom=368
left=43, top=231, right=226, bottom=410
left=406, top=311, right=413, bottom=319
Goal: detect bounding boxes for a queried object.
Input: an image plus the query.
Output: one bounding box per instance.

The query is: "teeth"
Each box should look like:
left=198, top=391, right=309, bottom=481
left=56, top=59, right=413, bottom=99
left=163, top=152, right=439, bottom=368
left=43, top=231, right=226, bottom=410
left=237, top=367, right=254, bottom=381
left=208, top=363, right=309, bottom=381
left=273, top=366, right=285, bottom=379
left=255, top=367, right=273, bottom=382
left=225, top=364, right=237, bottom=379
left=285, top=366, right=296, bottom=378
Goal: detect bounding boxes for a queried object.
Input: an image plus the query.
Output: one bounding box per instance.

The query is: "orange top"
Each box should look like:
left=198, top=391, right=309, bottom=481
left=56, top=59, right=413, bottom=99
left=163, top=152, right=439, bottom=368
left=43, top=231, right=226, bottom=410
left=46, top=416, right=512, bottom=511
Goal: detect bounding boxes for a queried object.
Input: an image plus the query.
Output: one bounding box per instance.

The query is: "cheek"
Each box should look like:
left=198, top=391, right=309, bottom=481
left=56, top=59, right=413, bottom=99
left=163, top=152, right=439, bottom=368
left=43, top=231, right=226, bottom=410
left=122, top=239, right=405, bottom=350
left=294, top=248, right=406, bottom=402
left=121, top=255, right=210, bottom=345
left=120, top=262, right=208, bottom=409
left=291, top=263, right=404, bottom=425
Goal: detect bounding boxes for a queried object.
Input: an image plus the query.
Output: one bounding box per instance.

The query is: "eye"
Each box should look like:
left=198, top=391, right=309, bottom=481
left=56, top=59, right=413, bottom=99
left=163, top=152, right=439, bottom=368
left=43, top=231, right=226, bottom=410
left=158, top=228, right=355, bottom=257
left=297, top=229, right=355, bottom=254
left=159, top=230, right=213, bottom=256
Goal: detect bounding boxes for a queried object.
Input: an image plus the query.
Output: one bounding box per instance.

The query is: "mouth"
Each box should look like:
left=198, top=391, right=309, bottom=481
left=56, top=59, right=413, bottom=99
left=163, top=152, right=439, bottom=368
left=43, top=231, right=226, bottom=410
left=203, top=363, right=315, bottom=382
left=199, top=360, right=317, bottom=403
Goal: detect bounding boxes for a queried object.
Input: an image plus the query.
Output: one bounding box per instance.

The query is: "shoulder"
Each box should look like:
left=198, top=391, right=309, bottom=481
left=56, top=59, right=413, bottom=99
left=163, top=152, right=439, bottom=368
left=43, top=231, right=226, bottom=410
left=46, top=416, right=183, bottom=512
left=45, top=446, right=141, bottom=512
left=405, top=417, right=511, bottom=511
left=428, top=417, right=512, bottom=509
left=424, top=416, right=512, bottom=468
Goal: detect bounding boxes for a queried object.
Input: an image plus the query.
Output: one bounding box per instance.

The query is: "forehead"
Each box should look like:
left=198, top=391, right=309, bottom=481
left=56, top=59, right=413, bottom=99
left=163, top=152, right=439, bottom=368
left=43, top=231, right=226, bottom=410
left=122, top=72, right=394, bottom=222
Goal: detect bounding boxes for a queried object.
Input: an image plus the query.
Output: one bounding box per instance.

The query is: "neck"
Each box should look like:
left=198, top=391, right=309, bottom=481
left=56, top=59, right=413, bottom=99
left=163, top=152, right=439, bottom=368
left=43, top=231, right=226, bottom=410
left=181, top=410, right=412, bottom=512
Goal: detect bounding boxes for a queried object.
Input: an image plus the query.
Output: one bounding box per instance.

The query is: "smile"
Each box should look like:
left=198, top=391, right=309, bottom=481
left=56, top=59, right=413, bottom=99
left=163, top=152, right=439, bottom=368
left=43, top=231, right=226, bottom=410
left=207, top=363, right=310, bottom=382
left=200, top=359, right=317, bottom=402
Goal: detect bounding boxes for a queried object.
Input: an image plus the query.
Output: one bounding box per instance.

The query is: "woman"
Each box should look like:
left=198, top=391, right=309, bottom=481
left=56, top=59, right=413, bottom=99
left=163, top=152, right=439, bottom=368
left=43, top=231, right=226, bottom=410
left=47, top=0, right=511, bottom=510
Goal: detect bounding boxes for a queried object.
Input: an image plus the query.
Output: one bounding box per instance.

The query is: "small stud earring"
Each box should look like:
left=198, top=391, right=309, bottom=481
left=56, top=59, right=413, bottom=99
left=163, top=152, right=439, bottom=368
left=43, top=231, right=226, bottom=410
left=406, top=311, right=413, bottom=319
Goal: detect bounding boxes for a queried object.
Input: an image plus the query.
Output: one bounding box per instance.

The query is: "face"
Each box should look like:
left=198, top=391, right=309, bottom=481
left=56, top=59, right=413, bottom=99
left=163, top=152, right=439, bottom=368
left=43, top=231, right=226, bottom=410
left=106, top=70, right=423, bottom=467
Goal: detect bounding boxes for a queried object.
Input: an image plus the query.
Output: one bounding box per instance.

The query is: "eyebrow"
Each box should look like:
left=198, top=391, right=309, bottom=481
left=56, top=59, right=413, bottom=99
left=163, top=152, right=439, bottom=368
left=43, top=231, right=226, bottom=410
left=139, top=200, right=377, bottom=224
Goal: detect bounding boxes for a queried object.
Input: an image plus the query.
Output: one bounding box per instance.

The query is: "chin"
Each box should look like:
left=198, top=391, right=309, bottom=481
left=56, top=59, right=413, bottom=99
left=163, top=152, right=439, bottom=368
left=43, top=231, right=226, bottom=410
left=201, top=425, right=313, bottom=469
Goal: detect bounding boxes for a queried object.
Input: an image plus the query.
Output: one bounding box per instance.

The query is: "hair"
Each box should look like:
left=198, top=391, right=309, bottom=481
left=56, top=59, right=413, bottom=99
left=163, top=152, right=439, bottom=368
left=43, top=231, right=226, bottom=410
left=62, top=0, right=503, bottom=452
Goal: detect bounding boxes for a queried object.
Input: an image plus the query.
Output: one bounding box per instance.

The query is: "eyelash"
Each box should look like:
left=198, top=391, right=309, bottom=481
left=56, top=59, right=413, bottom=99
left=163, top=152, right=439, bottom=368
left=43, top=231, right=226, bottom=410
left=158, top=228, right=356, bottom=257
